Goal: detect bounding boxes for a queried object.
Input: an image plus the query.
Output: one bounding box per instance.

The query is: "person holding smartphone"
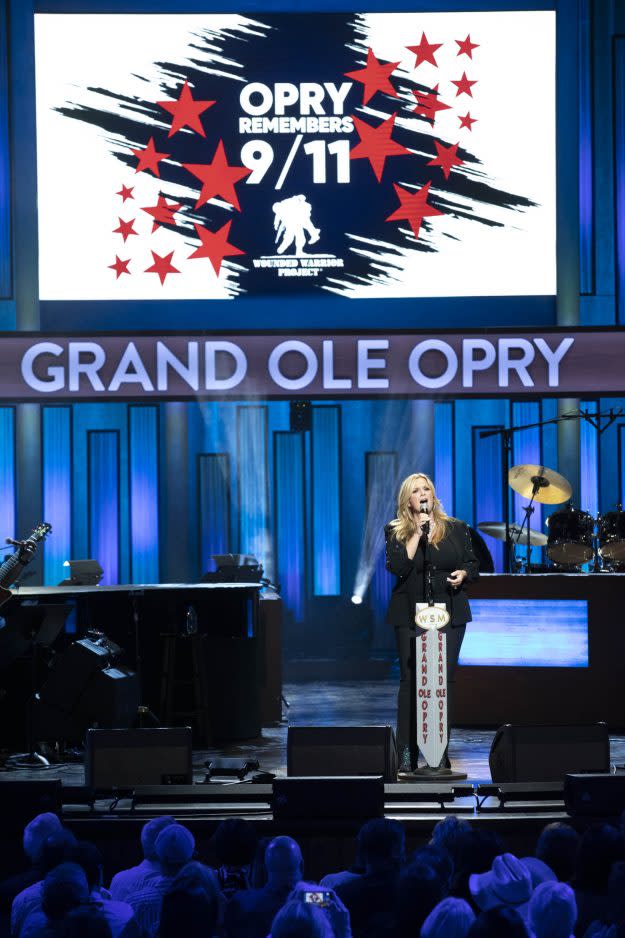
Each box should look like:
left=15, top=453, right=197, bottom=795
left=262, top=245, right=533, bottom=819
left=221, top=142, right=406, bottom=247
left=384, top=472, right=479, bottom=776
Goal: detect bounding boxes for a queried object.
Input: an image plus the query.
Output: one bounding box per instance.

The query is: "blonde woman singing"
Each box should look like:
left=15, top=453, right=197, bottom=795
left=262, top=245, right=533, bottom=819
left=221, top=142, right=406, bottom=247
left=385, top=473, right=479, bottom=776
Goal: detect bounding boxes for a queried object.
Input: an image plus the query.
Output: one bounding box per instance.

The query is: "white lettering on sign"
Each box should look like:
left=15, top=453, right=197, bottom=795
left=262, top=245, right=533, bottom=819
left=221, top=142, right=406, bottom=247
left=17, top=334, right=578, bottom=397
left=240, top=82, right=352, bottom=116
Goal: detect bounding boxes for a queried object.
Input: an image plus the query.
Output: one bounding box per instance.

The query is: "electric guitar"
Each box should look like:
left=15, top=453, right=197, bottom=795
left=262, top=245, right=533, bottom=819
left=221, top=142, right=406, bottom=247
left=0, top=522, right=52, bottom=607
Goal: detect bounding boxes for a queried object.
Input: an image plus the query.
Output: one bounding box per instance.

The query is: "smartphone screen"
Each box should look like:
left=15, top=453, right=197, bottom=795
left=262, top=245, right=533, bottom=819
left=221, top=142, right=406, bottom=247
left=304, top=890, right=331, bottom=907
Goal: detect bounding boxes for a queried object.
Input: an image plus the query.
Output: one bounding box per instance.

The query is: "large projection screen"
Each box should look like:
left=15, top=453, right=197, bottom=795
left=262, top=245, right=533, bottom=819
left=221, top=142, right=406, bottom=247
left=35, top=12, right=556, bottom=302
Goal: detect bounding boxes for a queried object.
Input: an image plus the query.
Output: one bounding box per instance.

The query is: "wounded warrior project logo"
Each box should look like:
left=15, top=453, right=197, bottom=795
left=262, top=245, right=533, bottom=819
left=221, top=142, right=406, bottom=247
left=35, top=12, right=556, bottom=300
left=260, top=194, right=341, bottom=280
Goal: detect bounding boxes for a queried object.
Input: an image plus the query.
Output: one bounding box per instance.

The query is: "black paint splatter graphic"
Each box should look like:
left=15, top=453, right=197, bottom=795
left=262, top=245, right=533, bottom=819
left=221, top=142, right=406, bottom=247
left=54, top=14, right=537, bottom=297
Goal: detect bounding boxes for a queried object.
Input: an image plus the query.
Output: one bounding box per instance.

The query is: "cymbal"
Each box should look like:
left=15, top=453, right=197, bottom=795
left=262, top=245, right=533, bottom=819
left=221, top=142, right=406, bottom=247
left=508, top=464, right=572, bottom=505
left=477, top=521, right=548, bottom=547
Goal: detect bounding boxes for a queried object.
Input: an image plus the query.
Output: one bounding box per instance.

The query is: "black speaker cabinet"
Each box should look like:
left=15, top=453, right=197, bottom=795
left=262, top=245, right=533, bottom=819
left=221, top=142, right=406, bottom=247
left=85, top=727, right=193, bottom=789
left=564, top=773, right=625, bottom=817
left=489, top=723, right=610, bottom=782
left=287, top=725, right=397, bottom=782
left=273, top=776, right=384, bottom=819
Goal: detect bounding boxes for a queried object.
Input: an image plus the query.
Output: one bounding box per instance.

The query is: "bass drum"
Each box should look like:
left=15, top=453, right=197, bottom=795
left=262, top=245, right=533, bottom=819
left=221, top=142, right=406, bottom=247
left=546, top=507, right=594, bottom=565
left=598, top=509, right=625, bottom=562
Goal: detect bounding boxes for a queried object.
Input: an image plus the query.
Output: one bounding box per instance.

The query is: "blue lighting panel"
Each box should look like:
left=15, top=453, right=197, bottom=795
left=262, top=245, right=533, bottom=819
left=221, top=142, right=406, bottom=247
left=620, top=425, right=625, bottom=507
left=459, top=599, right=588, bottom=667
left=274, top=432, right=305, bottom=622
left=42, top=407, right=71, bottom=585
left=434, top=402, right=454, bottom=518
left=367, top=452, right=397, bottom=624
left=581, top=401, right=599, bottom=519
left=312, top=405, right=340, bottom=595
left=129, top=405, right=159, bottom=583
left=237, top=406, right=269, bottom=569
left=198, top=453, right=231, bottom=575
left=579, top=0, right=593, bottom=294
left=472, top=424, right=505, bottom=572
left=617, top=38, right=625, bottom=323
left=0, top=2, right=9, bottom=299
left=0, top=408, right=15, bottom=546
left=88, top=430, right=120, bottom=585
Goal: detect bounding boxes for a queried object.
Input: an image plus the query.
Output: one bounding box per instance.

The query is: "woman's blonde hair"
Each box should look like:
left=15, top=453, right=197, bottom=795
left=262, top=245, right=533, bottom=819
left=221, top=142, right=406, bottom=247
left=389, top=473, right=450, bottom=547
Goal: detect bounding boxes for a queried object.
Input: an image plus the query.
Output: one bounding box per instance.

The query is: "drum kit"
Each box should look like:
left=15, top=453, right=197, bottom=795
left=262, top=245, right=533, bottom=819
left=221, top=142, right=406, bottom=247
left=478, top=463, right=625, bottom=573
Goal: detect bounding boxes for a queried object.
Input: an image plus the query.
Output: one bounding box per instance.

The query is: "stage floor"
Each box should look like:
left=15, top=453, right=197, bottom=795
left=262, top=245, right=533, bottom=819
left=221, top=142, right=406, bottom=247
left=2, top=680, right=625, bottom=786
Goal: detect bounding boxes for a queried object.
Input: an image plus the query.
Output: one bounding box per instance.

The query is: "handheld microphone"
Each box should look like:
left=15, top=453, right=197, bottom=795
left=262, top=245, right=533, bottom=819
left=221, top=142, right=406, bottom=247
left=419, top=500, right=430, bottom=515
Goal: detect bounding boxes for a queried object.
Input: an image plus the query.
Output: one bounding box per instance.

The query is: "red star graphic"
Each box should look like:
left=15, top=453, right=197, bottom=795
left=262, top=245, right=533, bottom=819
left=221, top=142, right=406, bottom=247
left=407, top=33, right=442, bottom=68
left=131, top=137, right=171, bottom=177
left=157, top=80, right=215, bottom=138
left=113, top=217, right=138, bottom=243
left=456, top=34, right=479, bottom=58
left=412, top=84, right=451, bottom=124
left=183, top=140, right=252, bottom=210
left=386, top=181, right=443, bottom=240
left=116, top=184, right=134, bottom=202
left=188, top=221, right=245, bottom=275
left=145, top=250, right=180, bottom=285
left=141, top=195, right=183, bottom=233
left=427, top=141, right=464, bottom=180
left=451, top=71, right=477, bottom=98
left=344, top=48, right=400, bottom=106
left=108, top=256, right=131, bottom=279
left=458, top=111, right=478, bottom=131
left=349, top=113, right=410, bottom=183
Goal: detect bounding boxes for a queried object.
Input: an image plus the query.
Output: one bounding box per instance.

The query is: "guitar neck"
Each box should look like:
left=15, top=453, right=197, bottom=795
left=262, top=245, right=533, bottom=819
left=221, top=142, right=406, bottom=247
left=0, top=552, right=25, bottom=591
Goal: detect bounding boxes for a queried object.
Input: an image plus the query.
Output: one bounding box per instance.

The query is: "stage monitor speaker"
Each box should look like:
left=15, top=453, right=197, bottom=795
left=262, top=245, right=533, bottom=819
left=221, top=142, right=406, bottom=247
left=564, top=773, right=625, bottom=817
left=85, top=727, right=193, bottom=789
left=287, top=725, right=397, bottom=782
left=0, top=781, right=62, bottom=835
left=273, top=776, right=384, bottom=819
left=489, top=723, right=610, bottom=782
left=39, top=638, right=110, bottom=712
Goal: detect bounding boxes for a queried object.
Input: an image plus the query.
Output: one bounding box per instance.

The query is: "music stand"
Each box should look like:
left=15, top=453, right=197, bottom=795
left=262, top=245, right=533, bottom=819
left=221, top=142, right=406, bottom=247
left=3, top=602, right=72, bottom=768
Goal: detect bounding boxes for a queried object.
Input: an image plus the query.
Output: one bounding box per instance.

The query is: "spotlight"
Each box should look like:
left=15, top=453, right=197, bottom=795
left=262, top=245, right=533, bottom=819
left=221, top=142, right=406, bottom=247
left=351, top=594, right=363, bottom=605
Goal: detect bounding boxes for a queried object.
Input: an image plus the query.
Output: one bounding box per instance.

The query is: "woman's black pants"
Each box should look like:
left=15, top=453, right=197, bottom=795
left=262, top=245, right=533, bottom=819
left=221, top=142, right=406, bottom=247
left=393, top=623, right=466, bottom=767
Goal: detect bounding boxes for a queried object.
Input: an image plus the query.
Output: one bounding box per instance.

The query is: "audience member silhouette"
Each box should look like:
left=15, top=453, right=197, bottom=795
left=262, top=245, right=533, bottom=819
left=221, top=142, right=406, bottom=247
left=11, top=829, right=77, bottom=937
left=450, top=829, right=505, bottom=903
left=124, top=823, right=195, bottom=936
left=209, top=818, right=258, bottom=898
left=572, top=824, right=625, bottom=937
left=0, top=813, right=62, bottom=925
left=159, top=862, right=224, bottom=938
left=333, top=819, right=404, bottom=938
left=411, top=846, right=453, bottom=895
left=535, top=823, right=580, bottom=883
left=469, top=853, right=532, bottom=923
left=69, top=842, right=138, bottom=938
left=20, top=863, right=88, bottom=938
left=420, top=896, right=476, bottom=938
left=109, top=816, right=175, bottom=902
left=386, top=861, right=443, bottom=938
left=269, top=900, right=330, bottom=938
left=528, top=881, right=577, bottom=938
left=225, top=836, right=304, bottom=938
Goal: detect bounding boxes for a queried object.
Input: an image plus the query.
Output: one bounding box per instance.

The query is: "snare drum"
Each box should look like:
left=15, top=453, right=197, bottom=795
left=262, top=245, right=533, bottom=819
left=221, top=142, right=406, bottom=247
left=598, top=509, right=625, bottom=562
left=546, top=507, right=594, bottom=565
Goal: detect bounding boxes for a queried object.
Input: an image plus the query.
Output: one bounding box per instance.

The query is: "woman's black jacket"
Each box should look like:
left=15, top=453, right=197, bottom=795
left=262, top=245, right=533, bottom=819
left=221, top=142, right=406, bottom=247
left=384, top=518, right=479, bottom=627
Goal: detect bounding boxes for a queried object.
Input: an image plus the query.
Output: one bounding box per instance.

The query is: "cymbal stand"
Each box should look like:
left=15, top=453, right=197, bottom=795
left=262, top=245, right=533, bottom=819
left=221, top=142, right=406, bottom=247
left=514, top=476, right=547, bottom=574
